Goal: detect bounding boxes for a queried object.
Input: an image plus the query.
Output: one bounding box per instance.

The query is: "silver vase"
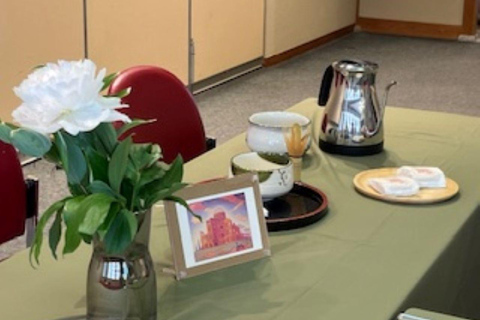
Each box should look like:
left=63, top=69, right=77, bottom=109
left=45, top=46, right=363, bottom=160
left=87, top=210, right=156, bottom=320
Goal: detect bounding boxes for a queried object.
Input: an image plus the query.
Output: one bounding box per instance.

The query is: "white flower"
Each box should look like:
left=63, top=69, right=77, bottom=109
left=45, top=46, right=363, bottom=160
left=12, top=59, right=131, bottom=136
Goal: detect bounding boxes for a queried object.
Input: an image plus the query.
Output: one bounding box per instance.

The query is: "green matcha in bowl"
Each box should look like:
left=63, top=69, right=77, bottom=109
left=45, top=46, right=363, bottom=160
left=230, top=152, right=293, bottom=201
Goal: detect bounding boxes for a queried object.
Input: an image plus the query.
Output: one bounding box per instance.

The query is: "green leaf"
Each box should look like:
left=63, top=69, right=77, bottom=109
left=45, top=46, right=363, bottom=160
left=4, top=122, right=19, bottom=130
left=86, top=149, right=109, bottom=183
left=73, top=132, right=95, bottom=150
left=116, top=119, right=155, bottom=138
left=11, top=128, right=51, bottom=157
left=125, top=160, right=141, bottom=182
left=137, top=163, right=166, bottom=188
left=129, top=144, right=162, bottom=170
left=32, top=64, right=45, bottom=70
left=103, top=209, right=138, bottom=254
left=68, top=184, right=86, bottom=197
left=125, top=212, right=138, bottom=239
left=97, top=203, right=121, bottom=240
left=145, top=182, right=187, bottom=208
left=120, top=179, right=136, bottom=210
left=48, top=210, right=63, bottom=259
left=158, top=155, right=184, bottom=189
left=101, top=72, right=118, bottom=92
left=88, top=132, right=109, bottom=156
left=0, top=123, right=12, bottom=144
left=88, top=180, right=126, bottom=204
left=109, top=136, right=132, bottom=193
left=62, top=196, right=86, bottom=255
left=93, top=123, right=118, bottom=155
left=43, top=144, right=61, bottom=165
left=140, top=156, right=183, bottom=204
left=81, top=234, right=93, bottom=244
left=54, top=132, right=69, bottom=170
left=58, top=132, right=88, bottom=187
left=105, top=87, right=131, bottom=99
left=29, top=199, right=67, bottom=266
left=165, top=195, right=202, bottom=222
left=78, top=194, right=117, bottom=236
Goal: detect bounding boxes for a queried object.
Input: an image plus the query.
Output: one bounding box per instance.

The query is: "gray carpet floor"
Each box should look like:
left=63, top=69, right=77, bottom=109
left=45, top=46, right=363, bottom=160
left=2, top=32, right=480, bottom=260
left=197, top=32, right=480, bottom=145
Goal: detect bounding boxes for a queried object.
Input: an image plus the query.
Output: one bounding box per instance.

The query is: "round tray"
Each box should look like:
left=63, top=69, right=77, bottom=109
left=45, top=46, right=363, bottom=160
left=353, top=167, right=460, bottom=204
left=264, top=182, right=329, bottom=231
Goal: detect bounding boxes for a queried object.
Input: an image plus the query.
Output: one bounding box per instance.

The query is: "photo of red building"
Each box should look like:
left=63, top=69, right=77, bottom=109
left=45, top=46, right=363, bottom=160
left=199, top=211, right=250, bottom=249
left=188, top=193, right=253, bottom=262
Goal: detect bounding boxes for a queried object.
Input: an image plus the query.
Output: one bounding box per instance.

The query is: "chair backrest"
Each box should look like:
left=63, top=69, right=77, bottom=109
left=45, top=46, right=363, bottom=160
left=108, top=66, right=207, bottom=163
left=0, top=141, right=26, bottom=244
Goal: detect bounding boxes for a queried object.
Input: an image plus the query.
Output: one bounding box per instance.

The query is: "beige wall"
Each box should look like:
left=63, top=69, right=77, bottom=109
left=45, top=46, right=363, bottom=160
left=193, top=0, right=264, bottom=81
left=265, top=0, right=357, bottom=58
left=359, top=0, right=464, bottom=26
left=1, top=0, right=360, bottom=121
left=0, top=0, right=84, bottom=122
left=88, top=0, right=265, bottom=84
left=87, top=0, right=188, bottom=83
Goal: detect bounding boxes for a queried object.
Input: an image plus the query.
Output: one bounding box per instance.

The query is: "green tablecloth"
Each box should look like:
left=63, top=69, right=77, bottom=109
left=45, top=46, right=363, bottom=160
left=1, top=98, right=480, bottom=320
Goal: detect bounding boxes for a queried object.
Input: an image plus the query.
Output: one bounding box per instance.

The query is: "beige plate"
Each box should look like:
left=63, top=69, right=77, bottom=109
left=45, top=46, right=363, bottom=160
left=353, top=167, right=459, bottom=204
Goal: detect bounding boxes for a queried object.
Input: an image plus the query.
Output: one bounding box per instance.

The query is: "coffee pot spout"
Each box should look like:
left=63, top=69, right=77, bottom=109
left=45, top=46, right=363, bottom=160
left=363, top=80, right=397, bottom=138
left=382, top=81, right=397, bottom=109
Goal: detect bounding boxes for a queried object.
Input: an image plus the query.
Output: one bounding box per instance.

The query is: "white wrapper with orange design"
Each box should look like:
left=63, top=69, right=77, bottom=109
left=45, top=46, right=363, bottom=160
left=368, top=176, right=420, bottom=197
left=397, top=166, right=446, bottom=188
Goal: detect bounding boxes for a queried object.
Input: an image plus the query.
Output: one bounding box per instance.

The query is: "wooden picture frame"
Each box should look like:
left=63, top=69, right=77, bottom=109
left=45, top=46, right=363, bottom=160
left=164, top=173, right=270, bottom=280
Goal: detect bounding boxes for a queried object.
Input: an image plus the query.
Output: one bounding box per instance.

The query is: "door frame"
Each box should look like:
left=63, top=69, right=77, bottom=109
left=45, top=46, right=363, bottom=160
left=462, top=0, right=477, bottom=35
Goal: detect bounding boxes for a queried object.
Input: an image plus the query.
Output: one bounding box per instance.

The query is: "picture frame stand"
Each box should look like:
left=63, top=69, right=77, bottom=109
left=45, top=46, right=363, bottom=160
left=164, top=173, right=270, bottom=280
left=162, top=267, right=188, bottom=280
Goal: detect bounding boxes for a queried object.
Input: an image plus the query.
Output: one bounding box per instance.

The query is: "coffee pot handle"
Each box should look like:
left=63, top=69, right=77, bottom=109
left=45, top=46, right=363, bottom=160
left=318, top=65, right=334, bottom=106
left=313, top=65, right=334, bottom=147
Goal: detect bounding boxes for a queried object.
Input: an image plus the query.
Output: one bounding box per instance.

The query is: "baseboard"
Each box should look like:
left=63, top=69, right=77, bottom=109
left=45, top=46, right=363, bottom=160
left=263, top=24, right=355, bottom=67
left=357, top=17, right=464, bottom=40
left=192, top=58, right=263, bottom=94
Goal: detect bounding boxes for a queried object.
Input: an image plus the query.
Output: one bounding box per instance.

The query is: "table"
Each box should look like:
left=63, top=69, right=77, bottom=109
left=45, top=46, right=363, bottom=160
left=405, top=308, right=474, bottom=320
left=1, top=98, right=480, bottom=320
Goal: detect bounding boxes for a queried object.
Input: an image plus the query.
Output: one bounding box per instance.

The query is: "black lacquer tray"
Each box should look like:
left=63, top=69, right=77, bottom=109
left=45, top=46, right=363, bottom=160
left=264, top=182, right=329, bottom=232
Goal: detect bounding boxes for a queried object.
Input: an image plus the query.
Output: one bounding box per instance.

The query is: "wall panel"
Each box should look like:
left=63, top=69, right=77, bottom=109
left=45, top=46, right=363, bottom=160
left=0, top=0, right=84, bottom=122
left=265, top=0, right=357, bottom=58
left=358, top=0, right=464, bottom=26
left=87, top=0, right=188, bottom=83
left=192, top=0, right=264, bottom=81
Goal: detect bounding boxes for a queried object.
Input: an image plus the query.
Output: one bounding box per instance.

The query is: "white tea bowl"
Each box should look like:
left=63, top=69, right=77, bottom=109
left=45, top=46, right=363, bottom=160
left=246, top=111, right=311, bottom=155
left=230, top=152, right=294, bottom=201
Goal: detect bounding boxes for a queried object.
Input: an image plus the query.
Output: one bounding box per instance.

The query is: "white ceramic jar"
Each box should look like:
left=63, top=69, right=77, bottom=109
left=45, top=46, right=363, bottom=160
left=246, top=111, right=311, bottom=155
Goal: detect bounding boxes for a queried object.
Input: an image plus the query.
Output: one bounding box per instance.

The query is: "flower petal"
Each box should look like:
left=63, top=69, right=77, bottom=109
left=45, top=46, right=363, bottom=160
left=12, top=59, right=130, bottom=135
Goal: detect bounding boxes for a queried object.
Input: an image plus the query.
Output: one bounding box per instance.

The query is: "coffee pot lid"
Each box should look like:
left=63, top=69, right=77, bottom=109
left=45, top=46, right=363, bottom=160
left=333, top=59, right=378, bottom=74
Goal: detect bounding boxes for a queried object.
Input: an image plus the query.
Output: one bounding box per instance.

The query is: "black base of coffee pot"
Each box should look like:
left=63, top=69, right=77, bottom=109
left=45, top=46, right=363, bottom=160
left=319, top=140, right=384, bottom=156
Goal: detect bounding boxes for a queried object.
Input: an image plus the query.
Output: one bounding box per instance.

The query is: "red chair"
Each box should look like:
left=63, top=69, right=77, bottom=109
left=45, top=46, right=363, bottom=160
left=0, top=141, right=38, bottom=248
left=108, top=66, right=215, bottom=163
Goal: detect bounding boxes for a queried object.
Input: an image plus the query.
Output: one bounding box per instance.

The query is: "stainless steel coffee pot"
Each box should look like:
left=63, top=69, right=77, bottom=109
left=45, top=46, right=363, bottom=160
left=317, top=59, right=396, bottom=156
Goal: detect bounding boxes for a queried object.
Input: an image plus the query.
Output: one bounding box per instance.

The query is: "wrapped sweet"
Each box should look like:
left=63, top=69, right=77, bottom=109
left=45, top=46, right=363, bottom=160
left=368, top=176, right=420, bottom=196
left=397, top=166, right=446, bottom=188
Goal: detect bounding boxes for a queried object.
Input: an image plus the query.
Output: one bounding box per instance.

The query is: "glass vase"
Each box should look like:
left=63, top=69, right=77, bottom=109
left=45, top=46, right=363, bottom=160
left=87, top=210, right=156, bottom=320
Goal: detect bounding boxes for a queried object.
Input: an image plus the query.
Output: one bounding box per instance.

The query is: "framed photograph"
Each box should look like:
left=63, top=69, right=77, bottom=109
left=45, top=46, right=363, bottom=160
left=164, top=173, right=270, bottom=280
